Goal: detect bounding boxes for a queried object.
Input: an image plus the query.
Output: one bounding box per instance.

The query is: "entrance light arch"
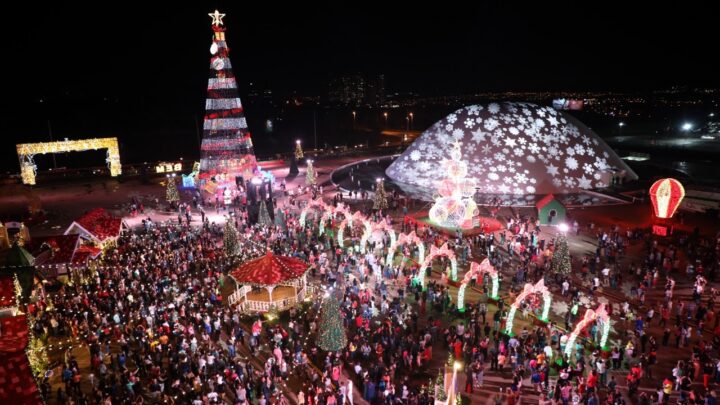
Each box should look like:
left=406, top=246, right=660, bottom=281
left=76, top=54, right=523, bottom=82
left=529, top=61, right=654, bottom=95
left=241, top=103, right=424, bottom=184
left=457, top=258, right=499, bottom=312
left=386, top=231, right=425, bottom=267
left=299, top=198, right=327, bottom=228
left=505, top=279, right=551, bottom=335
left=17, top=137, right=122, bottom=185
left=417, top=242, right=457, bottom=289
left=563, top=303, right=611, bottom=357
left=359, top=220, right=396, bottom=254
left=337, top=211, right=366, bottom=248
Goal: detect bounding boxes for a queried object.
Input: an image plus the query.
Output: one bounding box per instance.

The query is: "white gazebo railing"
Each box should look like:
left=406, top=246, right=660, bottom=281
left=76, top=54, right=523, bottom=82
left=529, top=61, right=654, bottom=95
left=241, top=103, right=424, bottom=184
left=232, top=284, right=318, bottom=313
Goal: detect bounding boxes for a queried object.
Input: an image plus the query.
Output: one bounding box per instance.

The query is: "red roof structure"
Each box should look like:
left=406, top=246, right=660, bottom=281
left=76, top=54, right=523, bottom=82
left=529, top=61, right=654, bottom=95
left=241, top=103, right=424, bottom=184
left=0, top=276, right=14, bottom=307
left=230, top=252, right=309, bottom=286
left=0, top=288, right=42, bottom=403
left=64, top=208, right=125, bottom=244
left=535, top=194, right=558, bottom=210
left=27, top=234, right=80, bottom=266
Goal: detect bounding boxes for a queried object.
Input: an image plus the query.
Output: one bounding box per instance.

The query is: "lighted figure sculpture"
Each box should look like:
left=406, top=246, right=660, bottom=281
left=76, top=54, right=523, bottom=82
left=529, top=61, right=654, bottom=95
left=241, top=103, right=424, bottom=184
left=386, top=231, right=426, bottom=266
left=649, top=178, right=685, bottom=219
left=360, top=220, right=397, bottom=255
left=417, top=243, right=457, bottom=288
left=563, top=303, right=611, bottom=357
left=299, top=198, right=328, bottom=228
left=457, top=258, right=500, bottom=311
left=505, top=279, right=551, bottom=335
left=428, top=141, right=479, bottom=229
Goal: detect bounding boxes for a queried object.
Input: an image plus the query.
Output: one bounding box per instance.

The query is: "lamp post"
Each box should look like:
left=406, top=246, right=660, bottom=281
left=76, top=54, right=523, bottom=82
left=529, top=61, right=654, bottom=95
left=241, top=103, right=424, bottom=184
left=681, top=122, right=693, bottom=133
left=383, top=112, right=388, bottom=128
left=409, top=112, right=413, bottom=130
left=618, top=121, right=625, bottom=136
left=352, top=111, right=357, bottom=129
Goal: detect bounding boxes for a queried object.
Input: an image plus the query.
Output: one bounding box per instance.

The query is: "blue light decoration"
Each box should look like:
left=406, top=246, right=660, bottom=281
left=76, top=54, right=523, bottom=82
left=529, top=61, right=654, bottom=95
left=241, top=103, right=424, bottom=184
left=182, top=161, right=201, bottom=188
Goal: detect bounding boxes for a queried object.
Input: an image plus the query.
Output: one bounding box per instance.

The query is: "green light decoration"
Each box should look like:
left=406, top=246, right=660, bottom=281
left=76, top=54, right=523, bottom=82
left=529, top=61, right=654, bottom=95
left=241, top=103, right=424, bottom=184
left=305, top=159, right=317, bottom=186
left=505, top=279, right=551, bottom=335
left=223, top=219, right=240, bottom=256
left=373, top=179, right=389, bottom=211
left=563, top=304, right=609, bottom=358
left=257, top=200, right=272, bottom=227
left=457, top=259, right=499, bottom=312
left=600, top=316, right=611, bottom=349
left=316, top=296, right=348, bottom=352
left=165, top=176, right=180, bottom=203
left=551, top=233, right=572, bottom=277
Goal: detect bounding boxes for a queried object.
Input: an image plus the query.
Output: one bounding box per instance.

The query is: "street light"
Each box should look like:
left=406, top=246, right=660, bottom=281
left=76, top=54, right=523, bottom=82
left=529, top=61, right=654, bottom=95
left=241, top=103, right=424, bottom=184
left=383, top=112, right=388, bottom=128
left=352, top=111, right=357, bottom=129
left=681, top=122, right=693, bottom=132
left=558, top=223, right=569, bottom=233
left=409, top=112, right=414, bottom=130
left=618, top=121, right=625, bottom=136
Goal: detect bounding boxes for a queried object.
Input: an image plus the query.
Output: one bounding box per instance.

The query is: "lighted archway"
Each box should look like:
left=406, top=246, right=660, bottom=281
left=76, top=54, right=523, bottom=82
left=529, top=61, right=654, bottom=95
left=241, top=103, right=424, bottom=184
left=386, top=231, right=426, bottom=266
left=337, top=211, right=366, bottom=248
left=505, top=279, right=551, bottom=335
left=457, top=258, right=499, bottom=312
left=359, top=220, right=397, bottom=255
left=563, top=303, right=611, bottom=357
left=320, top=203, right=352, bottom=237
left=299, top=198, right=327, bottom=228
left=417, top=242, right=457, bottom=288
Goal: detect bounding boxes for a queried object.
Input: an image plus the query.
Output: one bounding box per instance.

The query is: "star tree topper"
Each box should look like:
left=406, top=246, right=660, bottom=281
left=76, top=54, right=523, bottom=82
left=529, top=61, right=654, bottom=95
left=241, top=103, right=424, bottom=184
left=209, top=10, right=226, bottom=27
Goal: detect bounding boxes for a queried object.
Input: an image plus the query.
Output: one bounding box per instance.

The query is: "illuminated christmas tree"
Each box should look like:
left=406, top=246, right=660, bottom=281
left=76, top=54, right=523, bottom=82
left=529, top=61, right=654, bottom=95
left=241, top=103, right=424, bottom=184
left=295, top=140, right=304, bottom=160
left=199, top=10, right=258, bottom=192
left=316, top=296, right=347, bottom=352
left=257, top=200, right=272, bottom=227
left=166, top=176, right=180, bottom=204
left=306, top=160, right=317, bottom=187
left=373, top=179, right=388, bottom=211
left=223, top=219, right=240, bottom=256
left=551, top=234, right=571, bottom=277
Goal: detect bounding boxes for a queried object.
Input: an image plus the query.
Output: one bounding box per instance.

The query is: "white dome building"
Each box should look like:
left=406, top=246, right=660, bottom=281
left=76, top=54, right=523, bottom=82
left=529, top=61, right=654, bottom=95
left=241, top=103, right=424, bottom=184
left=385, top=102, right=637, bottom=197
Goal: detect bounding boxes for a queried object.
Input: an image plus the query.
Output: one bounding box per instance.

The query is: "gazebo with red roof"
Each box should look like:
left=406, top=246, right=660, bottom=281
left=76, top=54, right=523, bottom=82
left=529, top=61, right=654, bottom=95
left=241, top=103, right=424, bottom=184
left=228, top=251, right=311, bottom=313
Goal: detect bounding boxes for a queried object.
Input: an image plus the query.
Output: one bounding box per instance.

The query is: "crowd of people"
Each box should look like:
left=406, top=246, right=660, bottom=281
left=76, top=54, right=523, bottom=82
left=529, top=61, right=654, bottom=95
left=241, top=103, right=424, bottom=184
left=19, top=183, right=720, bottom=405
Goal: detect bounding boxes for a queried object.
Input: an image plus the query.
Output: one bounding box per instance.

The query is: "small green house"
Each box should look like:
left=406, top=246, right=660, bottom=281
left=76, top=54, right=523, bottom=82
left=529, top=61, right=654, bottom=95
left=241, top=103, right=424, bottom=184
left=536, top=194, right=566, bottom=225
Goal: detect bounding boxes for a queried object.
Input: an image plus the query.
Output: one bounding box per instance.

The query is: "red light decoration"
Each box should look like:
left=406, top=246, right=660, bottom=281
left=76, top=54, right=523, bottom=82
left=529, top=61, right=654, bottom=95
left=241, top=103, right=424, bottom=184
left=649, top=178, right=685, bottom=219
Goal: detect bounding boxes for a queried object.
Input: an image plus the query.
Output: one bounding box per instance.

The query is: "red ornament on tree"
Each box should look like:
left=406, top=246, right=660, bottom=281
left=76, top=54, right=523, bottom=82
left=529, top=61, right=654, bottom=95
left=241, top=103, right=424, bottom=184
left=649, top=178, right=685, bottom=219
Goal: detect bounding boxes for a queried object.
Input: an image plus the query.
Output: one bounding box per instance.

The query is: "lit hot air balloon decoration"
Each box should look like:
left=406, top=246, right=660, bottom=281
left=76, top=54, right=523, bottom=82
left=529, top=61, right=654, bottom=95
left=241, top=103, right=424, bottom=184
left=649, top=178, right=685, bottom=219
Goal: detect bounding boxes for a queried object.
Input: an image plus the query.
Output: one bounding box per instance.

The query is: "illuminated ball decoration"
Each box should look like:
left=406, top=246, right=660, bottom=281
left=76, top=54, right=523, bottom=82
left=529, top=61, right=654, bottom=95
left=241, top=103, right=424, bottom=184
left=429, top=141, right=479, bottom=229
left=649, top=178, right=685, bottom=219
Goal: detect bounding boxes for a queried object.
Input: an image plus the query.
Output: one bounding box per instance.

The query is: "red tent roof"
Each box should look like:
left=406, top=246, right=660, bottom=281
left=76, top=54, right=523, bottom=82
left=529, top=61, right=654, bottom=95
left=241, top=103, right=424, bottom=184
left=27, top=234, right=80, bottom=265
left=73, top=208, right=123, bottom=241
left=0, top=315, right=42, bottom=404
left=230, top=252, right=309, bottom=286
left=0, top=276, right=14, bottom=307
left=536, top=194, right=562, bottom=210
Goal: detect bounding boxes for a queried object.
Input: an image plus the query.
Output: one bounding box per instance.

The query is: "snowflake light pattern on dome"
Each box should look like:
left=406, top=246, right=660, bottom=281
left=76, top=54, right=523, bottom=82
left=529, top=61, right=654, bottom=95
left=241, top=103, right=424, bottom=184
left=386, top=102, right=637, bottom=195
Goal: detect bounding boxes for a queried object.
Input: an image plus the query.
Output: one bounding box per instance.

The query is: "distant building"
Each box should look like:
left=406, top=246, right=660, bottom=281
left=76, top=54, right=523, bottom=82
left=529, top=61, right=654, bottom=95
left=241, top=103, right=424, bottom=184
left=328, top=74, right=384, bottom=107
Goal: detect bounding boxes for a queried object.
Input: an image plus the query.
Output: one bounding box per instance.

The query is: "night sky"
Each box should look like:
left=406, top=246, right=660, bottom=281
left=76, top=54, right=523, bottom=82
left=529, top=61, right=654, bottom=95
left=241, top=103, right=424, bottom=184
left=4, top=2, right=718, bottom=100
left=0, top=2, right=716, bottom=169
